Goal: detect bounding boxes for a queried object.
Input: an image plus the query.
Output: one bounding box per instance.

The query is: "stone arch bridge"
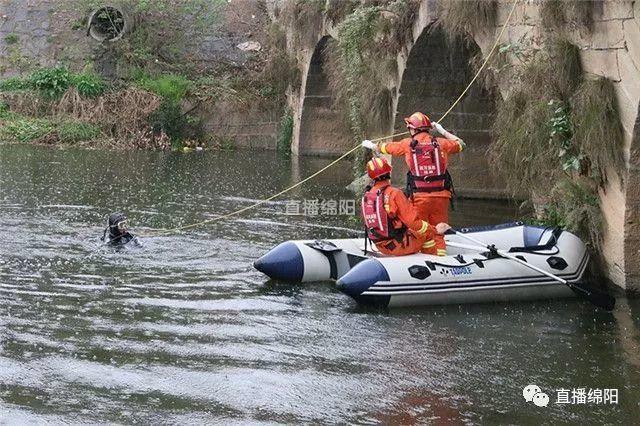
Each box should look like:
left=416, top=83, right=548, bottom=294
left=281, top=0, right=640, bottom=293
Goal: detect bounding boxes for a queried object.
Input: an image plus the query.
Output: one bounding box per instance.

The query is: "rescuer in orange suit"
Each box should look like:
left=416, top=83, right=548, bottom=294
left=361, top=156, right=451, bottom=256
left=361, top=112, right=464, bottom=256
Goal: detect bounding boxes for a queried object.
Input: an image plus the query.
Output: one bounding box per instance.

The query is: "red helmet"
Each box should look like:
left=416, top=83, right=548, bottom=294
left=367, top=157, right=393, bottom=179
left=404, top=112, right=432, bottom=130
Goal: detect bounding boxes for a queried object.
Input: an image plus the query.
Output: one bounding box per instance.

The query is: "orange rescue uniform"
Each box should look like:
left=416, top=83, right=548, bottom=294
left=366, top=180, right=437, bottom=256
left=380, top=132, right=464, bottom=256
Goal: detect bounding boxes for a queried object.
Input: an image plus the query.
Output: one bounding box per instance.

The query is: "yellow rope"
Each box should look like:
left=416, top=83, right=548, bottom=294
left=139, top=0, right=519, bottom=237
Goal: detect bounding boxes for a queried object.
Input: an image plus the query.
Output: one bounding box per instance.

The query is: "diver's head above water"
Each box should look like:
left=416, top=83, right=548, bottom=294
left=101, top=212, right=138, bottom=246
left=107, top=212, right=128, bottom=238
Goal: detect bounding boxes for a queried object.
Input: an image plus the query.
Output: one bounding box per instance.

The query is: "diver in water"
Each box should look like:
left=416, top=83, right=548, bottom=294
left=101, top=212, right=140, bottom=247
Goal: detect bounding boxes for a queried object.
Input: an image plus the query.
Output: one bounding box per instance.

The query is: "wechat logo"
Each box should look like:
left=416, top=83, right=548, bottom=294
left=523, top=384, right=550, bottom=407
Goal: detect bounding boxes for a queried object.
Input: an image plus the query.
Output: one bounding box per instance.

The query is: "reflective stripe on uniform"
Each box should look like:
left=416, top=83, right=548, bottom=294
left=417, top=220, right=429, bottom=235
left=422, top=240, right=436, bottom=248
left=380, top=143, right=388, bottom=154
left=437, top=249, right=447, bottom=256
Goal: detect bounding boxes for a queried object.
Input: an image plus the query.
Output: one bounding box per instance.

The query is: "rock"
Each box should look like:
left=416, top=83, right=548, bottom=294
left=236, top=40, right=261, bottom=51
left=346, top=173, right=370, bottom=194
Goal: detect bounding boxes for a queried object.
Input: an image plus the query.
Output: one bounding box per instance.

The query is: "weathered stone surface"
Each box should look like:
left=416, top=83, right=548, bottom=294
left=623, top=100, right=640, bottom=292
left=580, top=48, right=621, bottom=80
left=601, top=179, right=627, bottom=284
left=614, top=54, right=640, bottom=141
left=597, top=0, right=635, bottom=21
left=623, top=18, right=640, bottom=72
left=296, top=36, right=351, bottom=156
left=590, top=19, right=626, bottom=49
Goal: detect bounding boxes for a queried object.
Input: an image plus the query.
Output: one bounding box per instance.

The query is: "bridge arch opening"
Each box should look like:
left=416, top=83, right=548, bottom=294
left=395, top=26, right=502, bottom=197
left=298, top=36, right=350, bottom=156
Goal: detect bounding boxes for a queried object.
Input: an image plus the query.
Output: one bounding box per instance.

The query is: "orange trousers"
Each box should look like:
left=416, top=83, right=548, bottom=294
left=412, top=195, right=450, bottom=256
left=374, top=229, right=437, bottom=256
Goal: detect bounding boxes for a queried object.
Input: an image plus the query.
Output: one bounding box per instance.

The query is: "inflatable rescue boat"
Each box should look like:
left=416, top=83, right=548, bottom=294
left=253, top=223, right=589, bottom=308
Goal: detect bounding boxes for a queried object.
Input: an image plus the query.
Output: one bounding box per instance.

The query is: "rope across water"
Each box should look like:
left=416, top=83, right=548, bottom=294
left=139, top=0, right=519, bottom=237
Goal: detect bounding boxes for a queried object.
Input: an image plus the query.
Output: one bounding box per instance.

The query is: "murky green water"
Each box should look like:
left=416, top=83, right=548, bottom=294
left=0, top=144, right=638, bottom=424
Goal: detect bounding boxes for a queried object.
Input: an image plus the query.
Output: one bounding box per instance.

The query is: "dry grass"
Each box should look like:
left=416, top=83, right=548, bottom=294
left=540, top=0, right=595, bottom=34
left=0, top=91, right=49, bottom=116
left=377, top=0, right=420, bottom=54
left=490, top=38, right=584, bottom=195
left=1, top=86, right=166, bottom=147
left=436, top=0, right=497, bottom=40
left=571, top=77, right=625, bottom=186
left=56, top=87, right=162, bottom=139
left=542, top=177, right=603, bottom=250
left=490, top=37, right=624, bottom=250
left=548, top=39, right=583, bottom=99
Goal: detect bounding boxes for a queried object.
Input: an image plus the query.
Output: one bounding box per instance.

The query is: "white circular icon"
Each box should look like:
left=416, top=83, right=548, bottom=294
left=523, top=384, right=541, bottom=402
left=533, top=392, right=550, bottom=407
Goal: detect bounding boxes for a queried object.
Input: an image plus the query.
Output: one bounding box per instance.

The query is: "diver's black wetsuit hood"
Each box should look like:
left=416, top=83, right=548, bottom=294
left=102, top=212, right=137, bottom=246
left=107, top=212, right=127, bottom=240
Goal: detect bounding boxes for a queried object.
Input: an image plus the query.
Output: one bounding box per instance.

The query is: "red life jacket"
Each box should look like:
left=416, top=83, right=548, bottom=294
left=406, top=137, right=452, bottom=194
left=361, top=185, right=407, bottom=243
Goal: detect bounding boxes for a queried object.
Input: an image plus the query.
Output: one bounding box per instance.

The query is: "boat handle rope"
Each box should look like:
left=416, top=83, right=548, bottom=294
left=137, top=0, right=520, bottom=238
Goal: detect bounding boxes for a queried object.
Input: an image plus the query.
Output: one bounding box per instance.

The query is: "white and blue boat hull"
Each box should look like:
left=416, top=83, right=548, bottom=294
left=254, top=223, right=589, bottom=308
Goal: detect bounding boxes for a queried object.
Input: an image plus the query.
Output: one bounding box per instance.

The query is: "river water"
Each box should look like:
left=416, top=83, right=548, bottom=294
left=0, top=144, right=638, bottom=424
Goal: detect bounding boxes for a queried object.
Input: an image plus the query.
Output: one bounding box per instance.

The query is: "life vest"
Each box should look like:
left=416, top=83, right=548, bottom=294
left=406, top=137, right=453, bottom=194
left=361, top=185, right=407, bottom=243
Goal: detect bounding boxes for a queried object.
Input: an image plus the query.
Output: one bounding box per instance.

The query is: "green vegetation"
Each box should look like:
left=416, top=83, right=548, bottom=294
left=571, top=77, right=625, bottom=187
left=0, top=67, right=108, bottom=99
left=132, top=71, right=197, bottom=143
left=324, top=0, right=359, bottom=23
left=0, top=115, right=53, bottom=143
left=57, top=121, right=102, bottom=143
left=133, top=72, right=192, bottom=103
left=71, top=71, right=107, bottom=97
left=4, top=34, right=19, bottom=45
left=277, top=108, right=294, bottom=153
left=491, top=38, right=624, bottom=249
left=0, top=104, right=99, bottom=145
left=29, top=66, right=72, bottom=99
left=534, top=178, right=603, bottom=250
left=0, top=66, right=200, bottom=147
left=0, top=76, right=31, bottom=91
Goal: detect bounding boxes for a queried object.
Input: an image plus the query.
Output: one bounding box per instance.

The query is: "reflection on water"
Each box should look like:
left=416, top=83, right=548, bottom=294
left=0, top=144, right=638, bottom=423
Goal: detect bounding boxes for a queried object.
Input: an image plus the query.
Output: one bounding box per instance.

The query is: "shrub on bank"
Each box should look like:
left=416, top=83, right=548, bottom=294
left=0, top=67, right=108, bottom=99
left=71, top=72, right=108, bottom=97
left=29, top=67, right=72, bottom=99
left=276, top=107, right=293, bottom=153
left=0, top=113, right=100, bottom=144
left=491, top=37, right=624, bottom=249
left=133, top=72, right=192, bottom=103
left=0, top=116, right=53, bottom=143
left=57, top=122, right=102, bottom=143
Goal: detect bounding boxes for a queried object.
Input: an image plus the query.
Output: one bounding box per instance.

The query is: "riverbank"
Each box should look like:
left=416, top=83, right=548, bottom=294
left=0, top=0, right=297, bottom=151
